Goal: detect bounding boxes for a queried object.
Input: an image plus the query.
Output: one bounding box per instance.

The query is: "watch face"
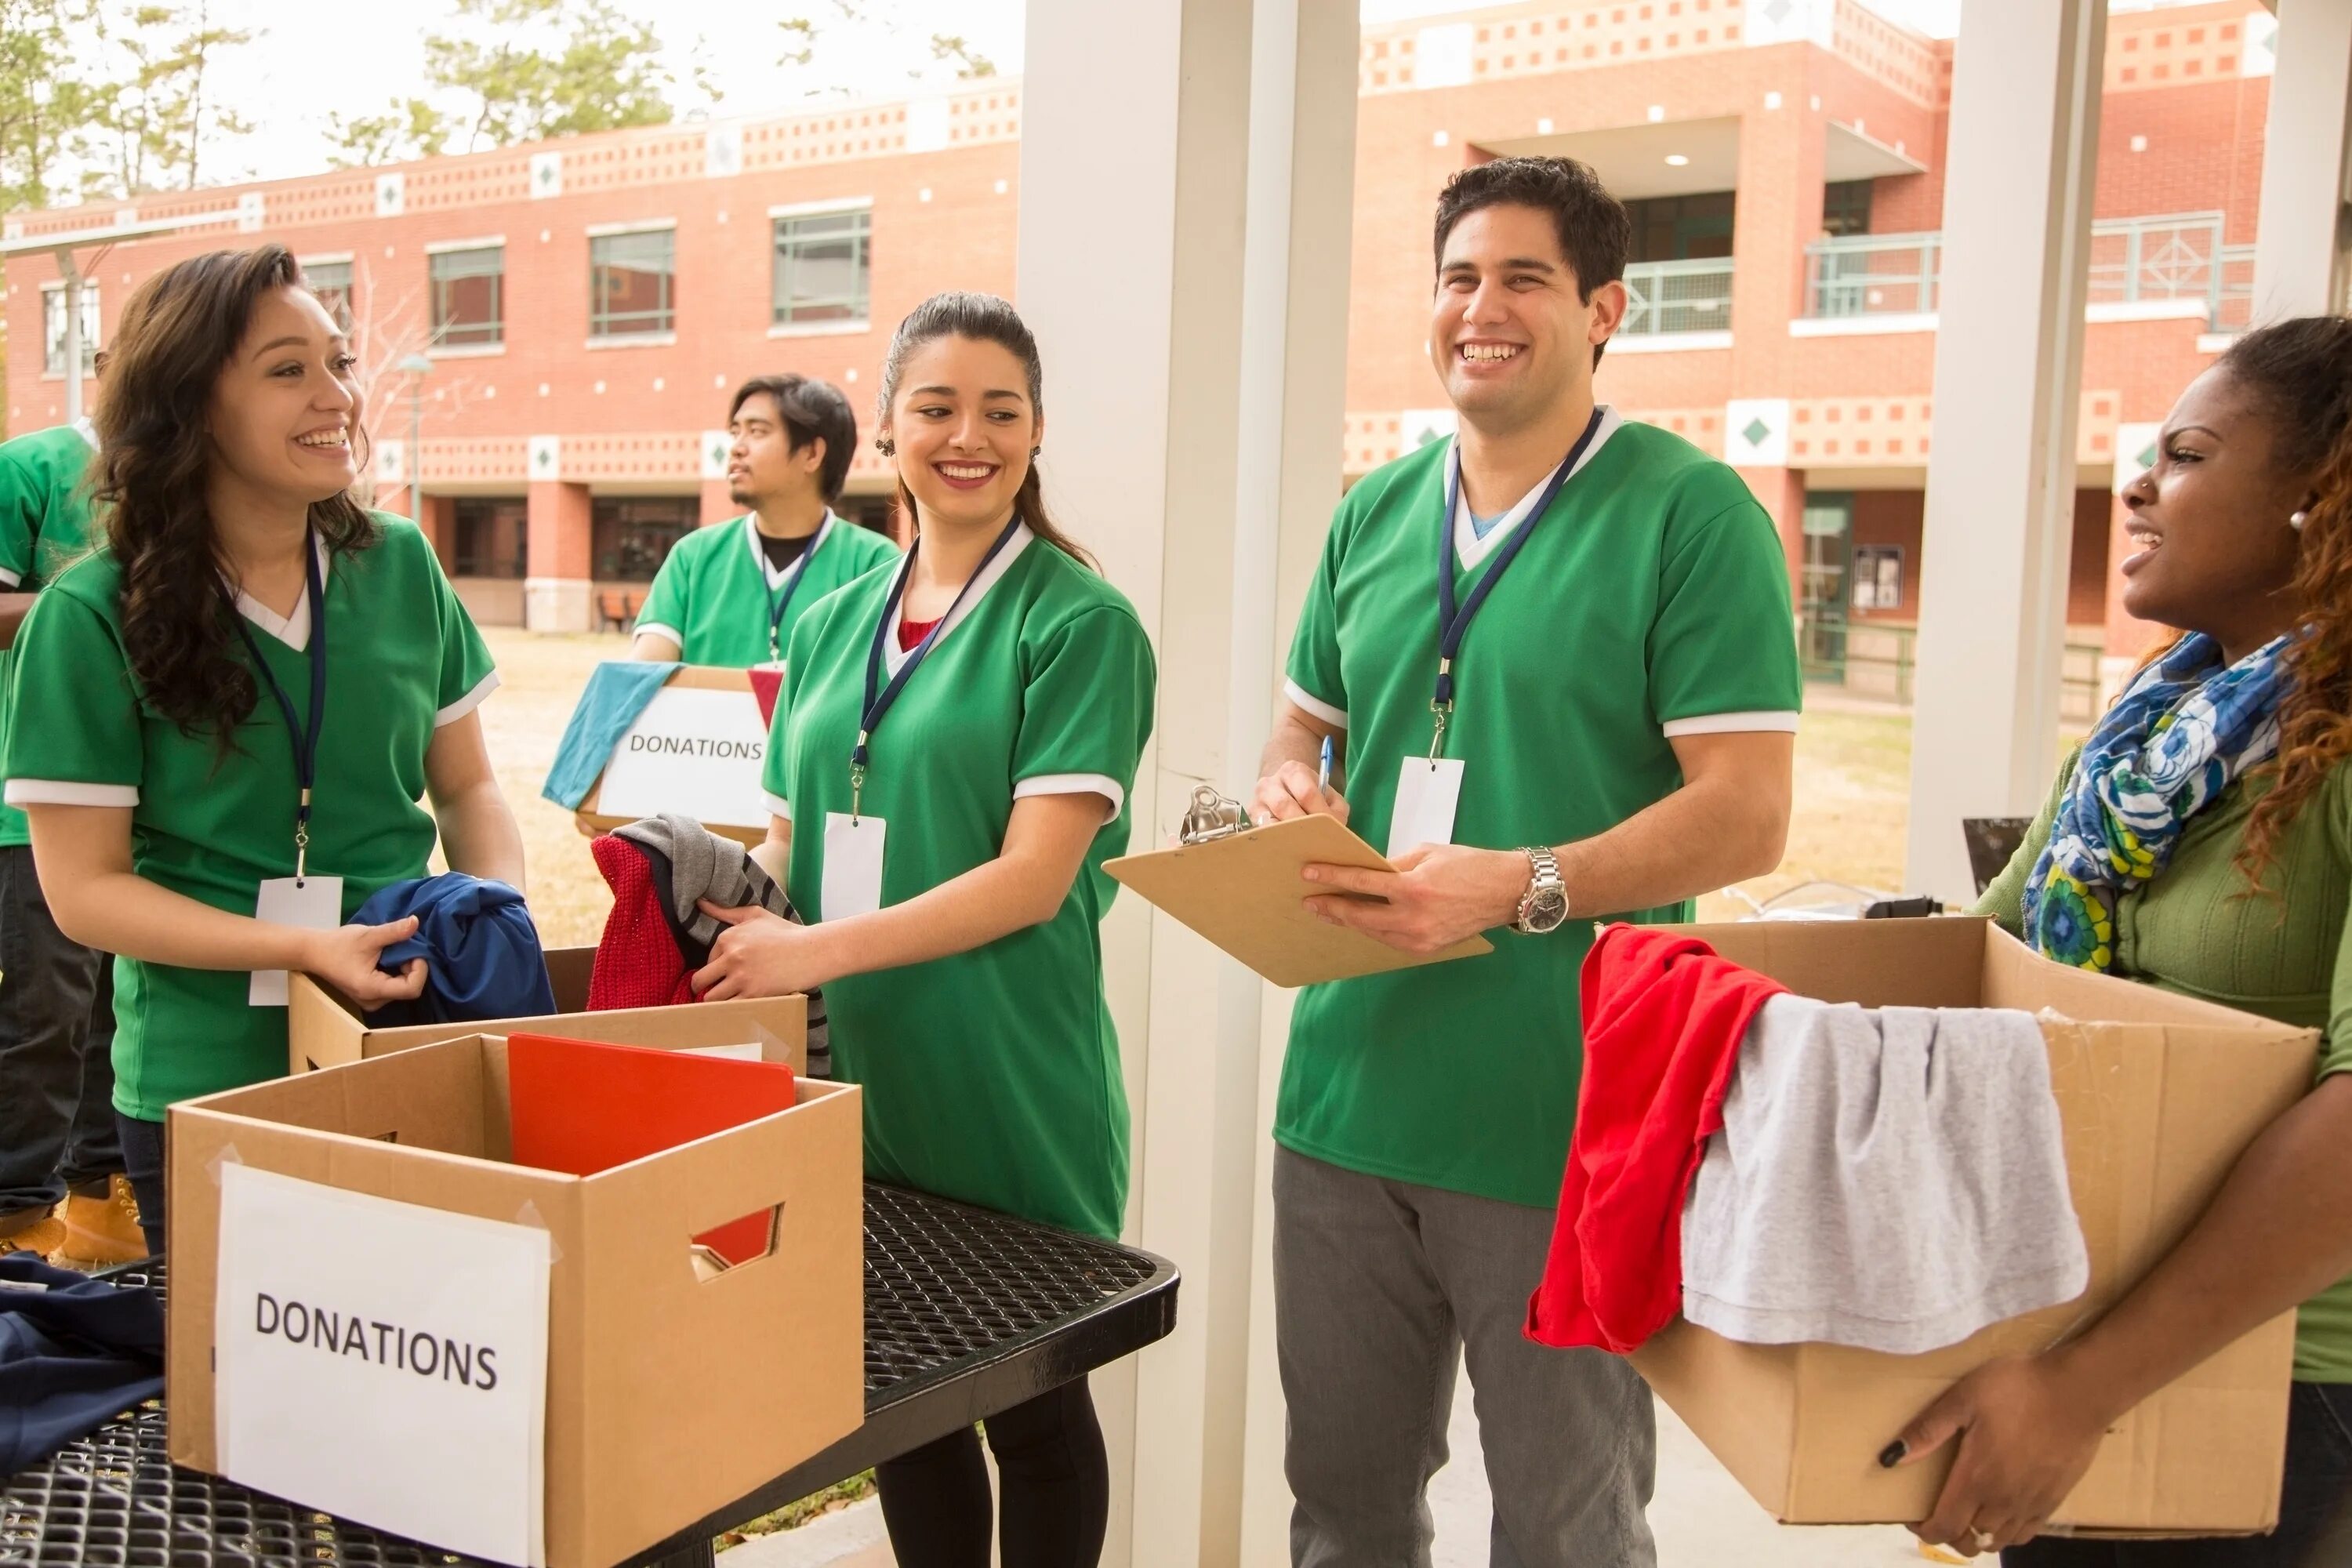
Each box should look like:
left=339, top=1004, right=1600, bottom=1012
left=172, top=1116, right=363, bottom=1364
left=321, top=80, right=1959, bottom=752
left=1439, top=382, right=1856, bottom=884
left=1526, top=888, right=1570, bottom=932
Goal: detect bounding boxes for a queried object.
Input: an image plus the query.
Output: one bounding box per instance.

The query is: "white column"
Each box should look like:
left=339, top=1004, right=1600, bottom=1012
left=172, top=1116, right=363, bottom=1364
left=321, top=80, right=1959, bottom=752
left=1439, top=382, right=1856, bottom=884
left=58, top=249, right=85, bottom=426
left=1022, top=1, right=1360, bottom=1561
left=1903, top=0, right=2106, bottom=902
left=2253, top=0, right=2352, bottom=321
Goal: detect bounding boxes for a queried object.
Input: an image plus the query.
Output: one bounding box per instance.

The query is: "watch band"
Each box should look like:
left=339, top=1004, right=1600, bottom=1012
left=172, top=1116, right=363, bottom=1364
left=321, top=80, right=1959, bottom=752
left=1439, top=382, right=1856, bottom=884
left=1515, top=846, right=1566, bottom=933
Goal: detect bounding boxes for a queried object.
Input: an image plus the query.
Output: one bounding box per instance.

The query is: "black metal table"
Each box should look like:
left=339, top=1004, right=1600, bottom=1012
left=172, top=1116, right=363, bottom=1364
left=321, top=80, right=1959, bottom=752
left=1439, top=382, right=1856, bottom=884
left=2, top=1183, right=1179, bottom=1568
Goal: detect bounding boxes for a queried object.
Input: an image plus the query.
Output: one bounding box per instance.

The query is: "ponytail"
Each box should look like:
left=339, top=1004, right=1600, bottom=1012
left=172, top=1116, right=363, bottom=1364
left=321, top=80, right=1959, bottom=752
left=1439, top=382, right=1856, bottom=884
left=877, top=291, right=1097, bottom=572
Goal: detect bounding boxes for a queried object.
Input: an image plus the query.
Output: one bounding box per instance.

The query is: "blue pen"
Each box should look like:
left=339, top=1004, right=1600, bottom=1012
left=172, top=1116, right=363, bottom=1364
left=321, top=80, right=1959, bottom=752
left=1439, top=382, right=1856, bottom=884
left=1317, top=734, right=1334, bottom=795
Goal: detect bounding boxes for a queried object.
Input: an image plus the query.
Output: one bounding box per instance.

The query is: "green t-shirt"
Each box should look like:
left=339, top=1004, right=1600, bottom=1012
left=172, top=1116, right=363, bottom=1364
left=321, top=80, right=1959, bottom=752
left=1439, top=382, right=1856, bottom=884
left=1279, top=413, right=1803, bottom=1208
left=0, top=420, right=99, bottom=850
left=2, top=517, right=498, bottom=1119
left=636, top=512, right=900, bottom=667
left=762, top=526, right=1156, bottom=1240
left=1980, top=748, right=2352, bottom=1382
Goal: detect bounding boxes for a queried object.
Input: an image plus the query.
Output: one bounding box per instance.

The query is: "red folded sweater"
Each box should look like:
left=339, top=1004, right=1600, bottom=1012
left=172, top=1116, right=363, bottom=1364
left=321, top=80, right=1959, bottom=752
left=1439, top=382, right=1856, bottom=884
left=587, top=834, right=698, bottom=1010
left=1524, top=923, right=1787, bottom=1354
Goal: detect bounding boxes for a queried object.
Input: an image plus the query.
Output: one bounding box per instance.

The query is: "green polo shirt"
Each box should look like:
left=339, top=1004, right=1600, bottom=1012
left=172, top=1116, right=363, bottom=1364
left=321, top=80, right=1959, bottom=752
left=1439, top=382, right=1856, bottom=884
left=763, top=526, right=1156, bottom=1240
left=1279, top=412, right=1802, bottom=1208
left=2, top=517, right=498, bottom=1119
left=1980, top=749, right=2352, bottom=1383
left=637, top=512, right=900, bottom=667
left=0, top=420, right=99, bottom=850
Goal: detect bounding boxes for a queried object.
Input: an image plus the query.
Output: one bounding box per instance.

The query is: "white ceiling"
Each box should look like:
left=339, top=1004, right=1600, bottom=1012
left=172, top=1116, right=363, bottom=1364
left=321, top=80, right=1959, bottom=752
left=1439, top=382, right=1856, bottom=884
left=1475, top=116, right=1926, bottom=204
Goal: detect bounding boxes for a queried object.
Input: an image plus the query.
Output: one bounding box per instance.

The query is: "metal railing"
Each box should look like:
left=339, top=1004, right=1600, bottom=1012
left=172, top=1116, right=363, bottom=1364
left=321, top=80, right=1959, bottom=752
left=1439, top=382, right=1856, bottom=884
left=1809, top=620, right=2103, bottom=720
left=1805, top=216, right=2253, bottom=331
left=1621, top=257, right=1733, bottom=336
left=1805, top=232, right=1941, bottom=319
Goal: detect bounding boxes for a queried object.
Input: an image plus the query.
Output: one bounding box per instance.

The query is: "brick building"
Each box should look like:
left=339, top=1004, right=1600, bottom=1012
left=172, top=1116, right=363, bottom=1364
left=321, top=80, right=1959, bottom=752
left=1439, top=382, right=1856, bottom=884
left=3, top=0, right=2278, bottom=703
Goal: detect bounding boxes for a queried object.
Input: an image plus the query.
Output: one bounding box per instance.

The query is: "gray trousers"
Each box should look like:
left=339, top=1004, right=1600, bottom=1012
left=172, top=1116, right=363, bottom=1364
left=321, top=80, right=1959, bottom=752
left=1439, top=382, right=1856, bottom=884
left=1273, top=1147, right=1656, bottom=1568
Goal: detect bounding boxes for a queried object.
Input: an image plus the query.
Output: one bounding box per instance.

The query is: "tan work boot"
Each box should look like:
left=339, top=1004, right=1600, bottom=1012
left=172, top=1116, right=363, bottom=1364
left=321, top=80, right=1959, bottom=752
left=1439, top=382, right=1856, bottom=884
left=0, top=1211, right=67, bottom=1260
left=54, top=1176, right=147, bottom=1268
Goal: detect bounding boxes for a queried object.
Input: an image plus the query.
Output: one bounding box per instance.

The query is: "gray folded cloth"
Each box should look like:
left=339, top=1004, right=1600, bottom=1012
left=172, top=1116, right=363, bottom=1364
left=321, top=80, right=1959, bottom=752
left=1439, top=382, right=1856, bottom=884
left=1680, top=995, right=2086, bottom=1355
left=612, top=812, right=831, bottom=1078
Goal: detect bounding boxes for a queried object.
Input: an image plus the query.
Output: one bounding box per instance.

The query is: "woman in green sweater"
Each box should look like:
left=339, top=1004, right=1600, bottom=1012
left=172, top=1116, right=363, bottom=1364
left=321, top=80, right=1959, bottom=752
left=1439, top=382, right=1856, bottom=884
left=1890, top=316, right=2352, bottom=1564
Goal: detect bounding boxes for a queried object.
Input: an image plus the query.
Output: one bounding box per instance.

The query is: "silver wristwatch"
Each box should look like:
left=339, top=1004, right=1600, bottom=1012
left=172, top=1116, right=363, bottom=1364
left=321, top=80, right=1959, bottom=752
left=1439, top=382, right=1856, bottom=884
left=1514, top=847, right=1569, bottom=935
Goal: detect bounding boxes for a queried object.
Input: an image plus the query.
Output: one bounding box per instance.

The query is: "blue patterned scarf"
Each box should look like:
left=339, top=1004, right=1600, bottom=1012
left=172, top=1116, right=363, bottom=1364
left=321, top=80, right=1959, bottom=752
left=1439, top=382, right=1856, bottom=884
left=2022, top=632, right=2291, bottom=971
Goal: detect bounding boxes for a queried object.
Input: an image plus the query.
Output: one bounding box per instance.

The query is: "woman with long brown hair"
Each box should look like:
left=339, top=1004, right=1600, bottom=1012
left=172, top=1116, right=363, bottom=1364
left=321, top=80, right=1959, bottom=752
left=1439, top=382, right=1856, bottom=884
left=690, top=291, right=1156, bottom=1568
left=2, top=245, right=524, bottom=1254
left=1887, top=315, right=2352, bottom=1564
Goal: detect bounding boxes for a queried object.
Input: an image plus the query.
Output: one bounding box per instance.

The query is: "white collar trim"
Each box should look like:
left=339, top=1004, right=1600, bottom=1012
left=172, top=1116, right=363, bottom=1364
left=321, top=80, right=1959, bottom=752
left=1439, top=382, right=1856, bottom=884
left=743, top=509, right=835, bottom=590
left=1448, top=405, right=1622, bottom=571
left=228, top=535, right=332, bottom=652
left=71, top=418, right=96, bottom=450
left=882, top=522, right=1034, bottom=679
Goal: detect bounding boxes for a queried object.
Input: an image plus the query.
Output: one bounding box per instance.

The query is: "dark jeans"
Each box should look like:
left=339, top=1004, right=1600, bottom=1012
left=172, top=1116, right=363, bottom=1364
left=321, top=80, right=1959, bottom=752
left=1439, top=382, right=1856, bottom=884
left=2005, top=1381, right=2352, bottom=1566
left=0, top=844, right=120, bottom=1227
left=873, top=1378, right=1109, bottom=1568
left=116, top=1113, right=165, bottom=1259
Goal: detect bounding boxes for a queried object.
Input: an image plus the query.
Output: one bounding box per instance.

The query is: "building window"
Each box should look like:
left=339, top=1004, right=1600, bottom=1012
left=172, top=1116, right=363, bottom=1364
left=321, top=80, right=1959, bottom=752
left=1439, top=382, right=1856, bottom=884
left=1852, top=544, right=1904, bottom=612
left=589, top=228, right=676, bottom=338
left=845, top=495, right=898, bottom=538
left=303, top=260, right=354, bottom=330
left=1822, top=180, right=1874, bottom=238
left=430, top=245, right=505, bottom=347
left=772, top=207, right=872, bottom=327
left=1622, top=191, right=1735, bottom=262
left=40, top=283, right=99, bottom=376
left=591, top=495, right=696, bottom=581
left=452, top=497, right=528, bottom=579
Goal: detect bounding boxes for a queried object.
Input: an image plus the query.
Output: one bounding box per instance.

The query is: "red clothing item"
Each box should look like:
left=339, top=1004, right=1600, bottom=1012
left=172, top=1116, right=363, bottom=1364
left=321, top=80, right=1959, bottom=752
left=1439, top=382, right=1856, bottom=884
left=1524, top=923, right=1787, bottom=1354
left=897, top=614, right=942, bottom=652
left=586, top=835, right=697, bottom=1009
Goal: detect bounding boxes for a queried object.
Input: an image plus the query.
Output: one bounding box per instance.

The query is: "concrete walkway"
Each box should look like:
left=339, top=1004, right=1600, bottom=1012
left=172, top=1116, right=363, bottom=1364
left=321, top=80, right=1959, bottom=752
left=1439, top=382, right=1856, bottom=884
left=724, top=1371, right=1951, bottom=1568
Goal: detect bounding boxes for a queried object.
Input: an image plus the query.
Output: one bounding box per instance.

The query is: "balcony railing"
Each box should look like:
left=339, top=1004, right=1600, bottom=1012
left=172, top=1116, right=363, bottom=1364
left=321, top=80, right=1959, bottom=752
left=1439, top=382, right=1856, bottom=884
left=1621, top=256, right=1733, bottom=336
left=1805, top=232, right=1941, bottom=319
left=1805, top=214, right=2254, bottom=330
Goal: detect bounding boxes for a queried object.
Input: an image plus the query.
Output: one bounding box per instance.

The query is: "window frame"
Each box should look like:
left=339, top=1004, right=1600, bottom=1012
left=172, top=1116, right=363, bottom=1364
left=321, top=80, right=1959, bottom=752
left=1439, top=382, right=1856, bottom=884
left=38, top=281, right=100, bottom=378
left=769, top=201, right=873, bottom=333
left=586, top=223, right=677, bottom=341
left=427, top=240, right=507, bottom=351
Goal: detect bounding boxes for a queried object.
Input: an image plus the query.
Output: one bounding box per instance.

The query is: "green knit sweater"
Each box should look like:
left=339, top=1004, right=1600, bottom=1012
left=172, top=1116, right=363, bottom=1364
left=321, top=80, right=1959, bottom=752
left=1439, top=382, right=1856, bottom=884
left=1979, top=750, right=2352, bottom=1381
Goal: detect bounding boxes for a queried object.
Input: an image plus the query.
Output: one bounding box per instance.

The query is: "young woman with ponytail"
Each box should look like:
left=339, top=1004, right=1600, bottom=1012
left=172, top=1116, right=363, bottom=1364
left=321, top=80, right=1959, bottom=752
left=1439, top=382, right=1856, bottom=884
left=1889, top=316, right=2352, bottom=1565
left=691, top=292, right=1157, bottom=1568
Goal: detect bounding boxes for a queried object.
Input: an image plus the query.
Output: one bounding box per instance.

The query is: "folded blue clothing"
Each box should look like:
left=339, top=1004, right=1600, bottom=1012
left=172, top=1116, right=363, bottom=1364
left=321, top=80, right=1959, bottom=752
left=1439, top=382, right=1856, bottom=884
left=353, top=872, right=558, bottom=1027
left=543, top=660, right=680, bottom=809
left=0, top=1252, right=165, bottom=1478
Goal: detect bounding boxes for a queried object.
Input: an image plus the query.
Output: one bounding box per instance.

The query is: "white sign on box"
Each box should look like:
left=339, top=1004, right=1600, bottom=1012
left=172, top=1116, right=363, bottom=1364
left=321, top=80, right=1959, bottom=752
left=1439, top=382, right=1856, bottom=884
left=214, top=1164, right=553, bottom=1568
left=595, top=685, right=770, bottom=827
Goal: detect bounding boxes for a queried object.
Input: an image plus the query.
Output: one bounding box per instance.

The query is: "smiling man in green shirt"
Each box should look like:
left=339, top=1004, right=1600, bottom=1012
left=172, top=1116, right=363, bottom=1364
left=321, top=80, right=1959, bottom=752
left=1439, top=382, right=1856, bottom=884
left=1250, top=158, right=1801, bottom=1566
left=632, top=374, right=898, bottom=669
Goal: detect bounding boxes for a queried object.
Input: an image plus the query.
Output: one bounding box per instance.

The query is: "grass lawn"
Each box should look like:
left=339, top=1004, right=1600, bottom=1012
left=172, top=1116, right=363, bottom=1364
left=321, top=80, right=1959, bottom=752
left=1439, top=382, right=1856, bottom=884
left=481, top=626, right=1924, bottom=940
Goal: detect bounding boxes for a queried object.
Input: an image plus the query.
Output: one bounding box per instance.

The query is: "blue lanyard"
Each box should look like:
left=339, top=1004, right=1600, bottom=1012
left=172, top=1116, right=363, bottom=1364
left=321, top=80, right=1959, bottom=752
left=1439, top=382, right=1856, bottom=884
left=229, top=528, right=328, bottom=883
left=764, top=515, right=830, bottom=663
left=851, top=515, right=1022, bottom=818
left=1428, top=407, right=1603, bottom=757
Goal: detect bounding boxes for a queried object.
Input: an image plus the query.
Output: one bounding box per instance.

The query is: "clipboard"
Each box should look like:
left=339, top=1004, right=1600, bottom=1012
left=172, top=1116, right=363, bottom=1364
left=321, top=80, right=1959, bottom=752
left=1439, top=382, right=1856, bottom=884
left=574, top=666, right=768, bottom=848
left=1105, top=809, right=1494, bottom=988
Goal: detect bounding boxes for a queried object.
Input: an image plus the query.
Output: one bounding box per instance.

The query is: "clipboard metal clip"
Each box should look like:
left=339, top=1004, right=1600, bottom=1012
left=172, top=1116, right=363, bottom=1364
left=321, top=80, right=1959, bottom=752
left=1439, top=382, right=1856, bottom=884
left=1178, top=784, right=1250, bottom=845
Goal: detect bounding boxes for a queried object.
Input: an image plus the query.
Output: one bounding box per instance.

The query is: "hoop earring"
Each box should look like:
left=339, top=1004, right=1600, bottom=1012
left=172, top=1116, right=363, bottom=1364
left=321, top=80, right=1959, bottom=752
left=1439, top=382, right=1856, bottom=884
left=2292, top=510, right=2310, bottom=532
left=874, top=435, right=896, bottom=457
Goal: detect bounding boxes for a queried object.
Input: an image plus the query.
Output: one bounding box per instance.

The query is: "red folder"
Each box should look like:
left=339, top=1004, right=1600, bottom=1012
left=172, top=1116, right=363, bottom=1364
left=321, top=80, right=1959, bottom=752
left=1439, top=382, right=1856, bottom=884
left=506, top=1032, right=798, bottom=1264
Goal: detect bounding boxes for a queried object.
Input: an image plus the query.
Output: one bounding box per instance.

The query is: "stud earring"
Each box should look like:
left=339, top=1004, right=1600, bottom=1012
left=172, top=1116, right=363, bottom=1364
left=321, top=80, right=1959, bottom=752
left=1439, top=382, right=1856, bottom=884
left=2292, top=510, right=2310, bottom=532
left=1029, top=445, right=1042, bottom=459
left=875, top=435, right=896, bottom=457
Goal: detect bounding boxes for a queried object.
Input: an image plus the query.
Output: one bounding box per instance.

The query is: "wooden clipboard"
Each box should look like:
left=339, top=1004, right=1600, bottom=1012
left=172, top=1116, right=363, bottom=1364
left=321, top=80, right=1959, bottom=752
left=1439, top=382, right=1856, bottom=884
left=1105, top=813, right=1494, bottom=988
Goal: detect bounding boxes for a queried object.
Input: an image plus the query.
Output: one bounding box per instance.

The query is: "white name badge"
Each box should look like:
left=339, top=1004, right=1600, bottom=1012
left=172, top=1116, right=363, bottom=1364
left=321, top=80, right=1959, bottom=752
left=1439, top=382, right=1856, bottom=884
left=822, top=811, right=887, bottom=919
left=215, top=1164, right=552, bottom=1568
left=250, top=875, right=344, bottom=1007
left=1387, top=758, right=1466, bottom=859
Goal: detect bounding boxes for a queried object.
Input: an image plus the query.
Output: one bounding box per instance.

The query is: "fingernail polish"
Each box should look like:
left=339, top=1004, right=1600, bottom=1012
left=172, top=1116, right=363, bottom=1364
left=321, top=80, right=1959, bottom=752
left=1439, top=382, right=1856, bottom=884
left=1877, top=1440, right=1906, bottom=1469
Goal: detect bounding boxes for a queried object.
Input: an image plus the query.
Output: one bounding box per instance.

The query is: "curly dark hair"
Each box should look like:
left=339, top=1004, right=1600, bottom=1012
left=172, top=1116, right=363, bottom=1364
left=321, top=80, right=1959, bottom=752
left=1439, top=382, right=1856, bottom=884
left=1432, top=156, right=1632, bottom=367
left=2220, top=316, right=2352, bottom=887
left=93, top=245, right=377, bottom=753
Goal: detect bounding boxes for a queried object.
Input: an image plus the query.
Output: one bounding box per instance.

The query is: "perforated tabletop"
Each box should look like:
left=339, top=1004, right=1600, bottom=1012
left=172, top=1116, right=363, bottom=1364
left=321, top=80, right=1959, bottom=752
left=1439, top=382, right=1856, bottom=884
left=2, top=1183, right=1178, bottom=1568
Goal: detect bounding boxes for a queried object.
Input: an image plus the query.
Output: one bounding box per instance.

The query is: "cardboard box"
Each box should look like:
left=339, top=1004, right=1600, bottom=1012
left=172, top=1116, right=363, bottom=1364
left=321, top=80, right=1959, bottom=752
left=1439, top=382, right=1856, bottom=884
left=289, top=946, right=809, bottom=1076
left=574, top=666, right=769, bottom=848
left=168, top=1033, right=863, bottom=1568
left=1631, top=917, right=2314, bottom=1536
